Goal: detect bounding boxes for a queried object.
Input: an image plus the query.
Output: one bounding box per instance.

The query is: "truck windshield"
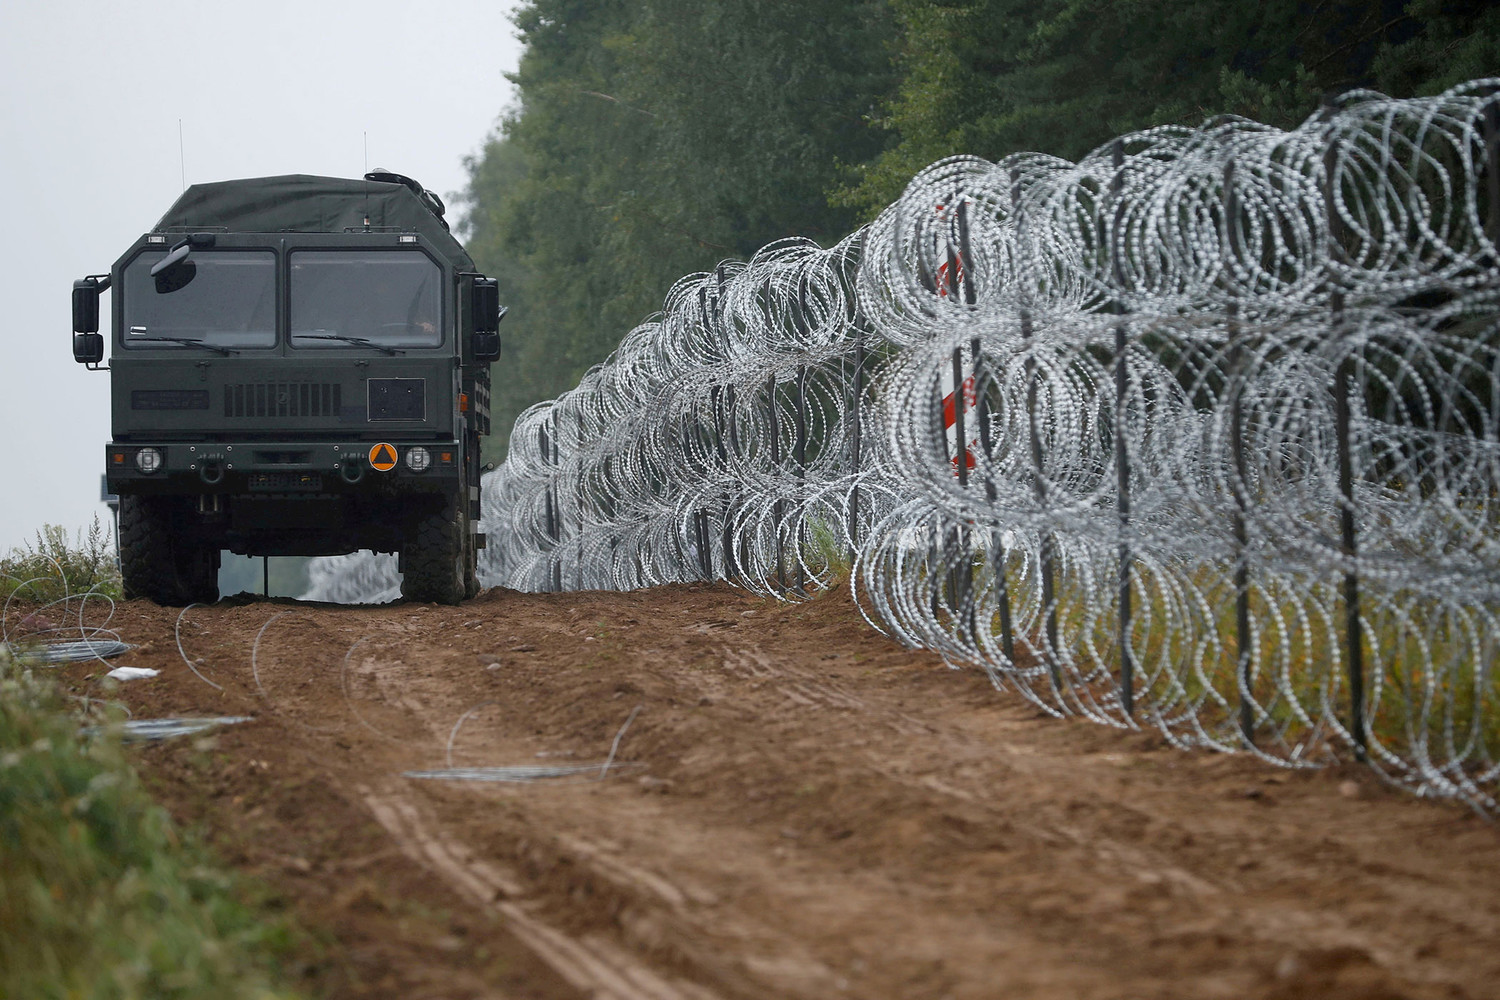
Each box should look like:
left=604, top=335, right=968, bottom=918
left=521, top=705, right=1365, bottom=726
left=123, top=250, right=276, bottom=349
left=289, top=250, right=442, bottom=349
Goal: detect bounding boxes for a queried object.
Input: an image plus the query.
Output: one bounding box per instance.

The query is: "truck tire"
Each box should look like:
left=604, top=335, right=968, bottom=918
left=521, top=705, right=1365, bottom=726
left=401, top=495, right=466, bottom=605
left=119, top=495, right=220, bottom=606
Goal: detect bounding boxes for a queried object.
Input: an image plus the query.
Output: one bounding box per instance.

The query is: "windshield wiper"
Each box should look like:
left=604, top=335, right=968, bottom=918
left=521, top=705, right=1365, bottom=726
left=128, top=336, right=237, bottom=356
left=295, top=334, right=403, bottom=356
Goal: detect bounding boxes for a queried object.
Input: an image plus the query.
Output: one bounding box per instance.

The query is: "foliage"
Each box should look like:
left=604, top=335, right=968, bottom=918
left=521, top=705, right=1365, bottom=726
left=457, top=0, right=899, bottom=462
left=805, top=518, right=854, bottom=593
left=0, top=648, right=305, bottom=999
left=837, top=0, right=1500, bottom=215
left=1, top=518, right=122, bottom=604
left=1373, top=0, right=1500, bottom=96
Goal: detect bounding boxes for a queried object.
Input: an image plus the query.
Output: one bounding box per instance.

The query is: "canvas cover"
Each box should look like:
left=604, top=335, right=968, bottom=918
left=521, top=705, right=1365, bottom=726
left=154, top=174, right=474, bottom=269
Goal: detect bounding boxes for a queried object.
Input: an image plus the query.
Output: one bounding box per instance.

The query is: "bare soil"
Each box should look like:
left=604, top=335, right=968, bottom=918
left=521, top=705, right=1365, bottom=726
left=41, top=584, right=1500, bottom=999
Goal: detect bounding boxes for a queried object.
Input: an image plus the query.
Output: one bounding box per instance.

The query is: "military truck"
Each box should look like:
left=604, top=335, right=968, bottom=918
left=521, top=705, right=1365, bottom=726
left=71, top=171, right=503, bottom=605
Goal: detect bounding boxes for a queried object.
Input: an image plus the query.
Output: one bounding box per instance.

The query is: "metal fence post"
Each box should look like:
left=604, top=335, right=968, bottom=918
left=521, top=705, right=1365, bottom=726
left=1484, top=95, right=1500, bottom=246
left=722, top=383, right=740, bottom=585
left=1225, top=159, right=1255, bottom=745
left=794, top=362, right=809, bottom=596
left=948, top=232, right=970, bottom=612
left=710, top=381, right=736, bottom=584
left=767, top=373, right=786, bottom=592
left=683, top=396, right=713, bottom=584
left=555, top=412, right=566, bottom=593
left=714, top=266, right=740, bottom=585
left=1014, top=173, right=1061, bottom=688
left=1111, top=139, right=1136, bottom=718
left=541, top=416, right=561, bottom=593
left=949, top=340, right=971, bottom=626
left=932, top=367, right=947, bottom=620
left=959, top=202, right=1013, bottom=664
left=696, top=508, right=713, bottom=581
left=794, top=275, right=811, bottom=596
left=699, top=410, right=715, bottom=584
left=1325, top=132, right=1367, bottom=760
left=848, top=329, right=864, bottom=561
left=945, top=218, right=974, bottom=634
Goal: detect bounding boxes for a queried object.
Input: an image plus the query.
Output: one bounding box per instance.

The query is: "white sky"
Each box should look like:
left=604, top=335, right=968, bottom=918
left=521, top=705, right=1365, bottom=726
left=0, top=0, right=523, bottom=554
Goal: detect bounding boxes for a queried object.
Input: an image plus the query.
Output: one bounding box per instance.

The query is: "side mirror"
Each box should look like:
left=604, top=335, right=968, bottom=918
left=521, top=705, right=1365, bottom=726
left=151, top=242, right=197, bottom=293
left=72, top=276, right=105, bottom=333
left=73, top=332, right=104, bottom=366
left=473, top=329, right=502, bottom=363
left=72, top=275, right=110, bottom=367
left=470, top=278, right=503, bottom=363
left=471, top=278, right=500, bottom=333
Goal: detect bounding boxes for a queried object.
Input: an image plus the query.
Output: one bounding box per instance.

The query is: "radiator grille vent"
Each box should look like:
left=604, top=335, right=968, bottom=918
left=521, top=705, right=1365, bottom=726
left=225, top=383, right=341, bottom=418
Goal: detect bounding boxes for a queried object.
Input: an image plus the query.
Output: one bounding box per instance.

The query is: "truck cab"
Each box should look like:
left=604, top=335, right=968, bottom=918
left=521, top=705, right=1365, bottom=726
left=71, top=172, right=502, bottom=605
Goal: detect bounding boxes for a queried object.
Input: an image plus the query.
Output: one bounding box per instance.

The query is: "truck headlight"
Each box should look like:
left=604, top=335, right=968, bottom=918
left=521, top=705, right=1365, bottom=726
left=135, top=447, right=163, bottom=474
left=405, top=446, right=431, bottom=473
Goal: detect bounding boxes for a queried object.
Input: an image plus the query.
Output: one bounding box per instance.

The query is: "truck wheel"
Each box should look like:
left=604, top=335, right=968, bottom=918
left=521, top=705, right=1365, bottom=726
left=119, top=496, right=221, bottom=606
left=401, top=496, right=465, bottom=605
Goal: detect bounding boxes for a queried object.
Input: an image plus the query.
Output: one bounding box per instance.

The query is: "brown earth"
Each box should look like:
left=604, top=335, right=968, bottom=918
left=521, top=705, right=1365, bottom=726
left=36, top=584, right=1500, bottom=999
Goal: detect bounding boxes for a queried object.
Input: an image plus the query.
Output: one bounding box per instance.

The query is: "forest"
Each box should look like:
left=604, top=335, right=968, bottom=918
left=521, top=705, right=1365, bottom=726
left=457, top=0, right=1499, bottom=460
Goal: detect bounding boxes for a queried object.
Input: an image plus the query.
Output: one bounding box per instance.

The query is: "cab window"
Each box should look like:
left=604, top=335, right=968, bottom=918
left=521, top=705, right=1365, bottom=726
left=122, top=250, right=276, bottom=349
left=289, top=250, right=442, bottom=349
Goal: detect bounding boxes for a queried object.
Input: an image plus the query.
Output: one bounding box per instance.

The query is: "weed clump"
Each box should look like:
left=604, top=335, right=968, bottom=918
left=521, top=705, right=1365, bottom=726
left=1, top=517, right=122, bottom=604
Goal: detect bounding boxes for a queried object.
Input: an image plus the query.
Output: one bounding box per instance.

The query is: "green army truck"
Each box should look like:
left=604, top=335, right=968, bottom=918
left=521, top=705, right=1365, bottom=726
left=71, top=171, right=503, bottom=605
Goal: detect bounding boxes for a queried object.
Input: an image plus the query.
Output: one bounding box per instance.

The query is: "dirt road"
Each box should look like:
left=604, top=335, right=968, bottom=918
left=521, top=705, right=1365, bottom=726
left=48, top=584, right=1500, bottom=999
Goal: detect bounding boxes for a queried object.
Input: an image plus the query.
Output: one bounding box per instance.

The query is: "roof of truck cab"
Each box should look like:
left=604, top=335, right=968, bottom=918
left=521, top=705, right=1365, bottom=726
left=153, top=174, right=474, bottom=268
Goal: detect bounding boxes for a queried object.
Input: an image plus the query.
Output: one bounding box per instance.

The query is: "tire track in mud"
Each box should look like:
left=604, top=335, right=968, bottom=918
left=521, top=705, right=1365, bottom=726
left=360, top=784, right=721, bottom=1000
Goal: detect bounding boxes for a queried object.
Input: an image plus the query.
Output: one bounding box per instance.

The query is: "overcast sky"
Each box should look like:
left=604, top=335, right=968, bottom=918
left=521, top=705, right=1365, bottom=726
left=0, top=0, right=523, bottom=555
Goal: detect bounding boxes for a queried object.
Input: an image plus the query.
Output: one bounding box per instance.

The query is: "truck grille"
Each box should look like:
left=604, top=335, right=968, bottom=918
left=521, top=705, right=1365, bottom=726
left=225, top=383, right=342, bottom=418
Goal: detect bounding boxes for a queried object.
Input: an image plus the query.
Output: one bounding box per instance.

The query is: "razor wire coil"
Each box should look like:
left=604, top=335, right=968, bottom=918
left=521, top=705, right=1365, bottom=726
left=320, top=81, right=1500, bottom=811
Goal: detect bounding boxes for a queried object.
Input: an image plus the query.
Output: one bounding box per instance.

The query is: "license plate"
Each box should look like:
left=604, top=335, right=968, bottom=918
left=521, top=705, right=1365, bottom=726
left=248, top=472, right=323, bottom=492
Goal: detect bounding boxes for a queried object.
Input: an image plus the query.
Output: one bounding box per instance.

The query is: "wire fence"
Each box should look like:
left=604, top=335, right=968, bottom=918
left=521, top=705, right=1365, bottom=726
left=329, top=81, right=1500, bottom=810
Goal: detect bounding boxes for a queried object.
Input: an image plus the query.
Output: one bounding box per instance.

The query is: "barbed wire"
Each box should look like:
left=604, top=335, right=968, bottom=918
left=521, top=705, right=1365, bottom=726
left=852, top=81, right=1500, bottom=809
left=325, top=80, right=1500, bottom=810
left=3, top=565, right=132, bottom=667
left=481, top=233, right=885, bottom=596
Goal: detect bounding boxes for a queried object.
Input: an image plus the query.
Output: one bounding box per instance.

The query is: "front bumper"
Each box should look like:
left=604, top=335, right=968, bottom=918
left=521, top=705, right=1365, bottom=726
left=106, top=438, right=463, bottom=495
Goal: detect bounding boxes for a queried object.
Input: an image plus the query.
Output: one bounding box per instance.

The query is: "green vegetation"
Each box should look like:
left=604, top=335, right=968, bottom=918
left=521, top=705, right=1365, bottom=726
left=1, top=518, right=121, bottom=604
left=838, top=0, right=1500, bottom=214
left=461, top=0, right=1498, bottom=458
left=459, top=0, right=898, bottom=459
left=0, top=647, right=306, bottom=999
left=973, top=554, right=1500, bottom=763
left=805, top=517, right=855, bottom=593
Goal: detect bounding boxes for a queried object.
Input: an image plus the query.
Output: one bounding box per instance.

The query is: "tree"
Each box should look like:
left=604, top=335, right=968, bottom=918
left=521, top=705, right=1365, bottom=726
left=837, top=0, right=1499, bottom=216
left=459, top=0, right=897, bottom=461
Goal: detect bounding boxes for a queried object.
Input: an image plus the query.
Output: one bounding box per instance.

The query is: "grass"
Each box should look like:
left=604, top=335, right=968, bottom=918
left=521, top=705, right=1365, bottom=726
left=803, top=517, right=854, bottom=595
left=971, top=548, right=1500, bottom=774
left=1, top=518, right=121, bottom=604
left=0, top=644, right=308, bottom=999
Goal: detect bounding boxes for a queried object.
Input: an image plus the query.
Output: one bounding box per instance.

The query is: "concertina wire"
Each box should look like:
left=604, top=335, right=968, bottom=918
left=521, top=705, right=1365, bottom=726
left=311, top=80, right=1500, bottom=812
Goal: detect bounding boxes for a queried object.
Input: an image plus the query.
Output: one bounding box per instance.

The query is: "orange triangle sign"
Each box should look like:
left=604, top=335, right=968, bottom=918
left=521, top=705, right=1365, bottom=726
left=368, top=443, right=399, bottom=471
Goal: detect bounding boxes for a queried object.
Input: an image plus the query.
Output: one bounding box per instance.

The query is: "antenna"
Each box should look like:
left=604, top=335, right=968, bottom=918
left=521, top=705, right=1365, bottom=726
left=178, top=119, right=186, bottom=192
left=363, top=131, right=371, bottom=228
